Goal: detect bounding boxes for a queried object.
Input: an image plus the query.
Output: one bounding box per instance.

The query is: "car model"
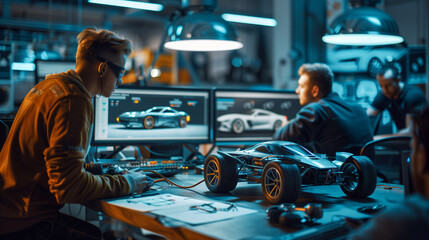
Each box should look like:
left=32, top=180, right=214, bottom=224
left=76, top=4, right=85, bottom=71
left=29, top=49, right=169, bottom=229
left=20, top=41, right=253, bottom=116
left=204, top=141, right=377, bottom=204
left=327, top=44, right=407, bottom=77
left=217, top=108, right=288, bottom=134
left=117, top=106, right=190, bottom=129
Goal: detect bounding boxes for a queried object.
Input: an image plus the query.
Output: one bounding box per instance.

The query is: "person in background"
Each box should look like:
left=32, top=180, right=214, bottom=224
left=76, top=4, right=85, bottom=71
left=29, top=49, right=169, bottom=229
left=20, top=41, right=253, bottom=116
left=367, top=62, right=427, bottom=138
left=348, top=104, right=429, bottom=240
left=0, top=28, right=151, bottom=239
left=273, top=63, right=373, bottom=156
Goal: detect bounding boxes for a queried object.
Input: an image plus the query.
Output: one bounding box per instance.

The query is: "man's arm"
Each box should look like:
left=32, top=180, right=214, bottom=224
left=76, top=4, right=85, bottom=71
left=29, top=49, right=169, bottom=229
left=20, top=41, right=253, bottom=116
left=366, top=105, right=380, bottom=117
left=273, top=105, right=317, bottom=144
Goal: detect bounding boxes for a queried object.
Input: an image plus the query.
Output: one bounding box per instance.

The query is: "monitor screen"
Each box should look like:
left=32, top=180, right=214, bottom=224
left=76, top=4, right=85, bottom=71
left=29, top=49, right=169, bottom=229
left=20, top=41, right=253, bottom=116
left=93, top=86, right=212, bottom=146
left=214, top=89, right=301, bottom=145
left=35, top=59, right=76, bottom=84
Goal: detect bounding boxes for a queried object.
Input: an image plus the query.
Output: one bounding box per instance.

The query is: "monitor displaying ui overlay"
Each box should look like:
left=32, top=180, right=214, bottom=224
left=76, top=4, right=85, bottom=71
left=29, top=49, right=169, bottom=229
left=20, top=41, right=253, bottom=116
left=214, top=89, right=301, bottom=145
left=93, top=87, right=212, bottom=146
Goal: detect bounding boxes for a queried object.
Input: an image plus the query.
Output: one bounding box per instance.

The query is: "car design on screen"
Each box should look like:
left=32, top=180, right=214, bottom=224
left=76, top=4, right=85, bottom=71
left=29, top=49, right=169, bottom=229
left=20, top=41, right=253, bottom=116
left=327, top=44, right=407, bottom=77
left=116, top=106, right=190, bottom=129
left=217, top=108, right=287, bottom=134
left=204, top=141, right=377, bottom=204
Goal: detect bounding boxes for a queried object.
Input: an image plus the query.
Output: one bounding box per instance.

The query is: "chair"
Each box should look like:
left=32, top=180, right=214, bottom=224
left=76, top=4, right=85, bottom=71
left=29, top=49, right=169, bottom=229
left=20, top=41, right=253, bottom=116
left=360, top=136, right=412, bottom=184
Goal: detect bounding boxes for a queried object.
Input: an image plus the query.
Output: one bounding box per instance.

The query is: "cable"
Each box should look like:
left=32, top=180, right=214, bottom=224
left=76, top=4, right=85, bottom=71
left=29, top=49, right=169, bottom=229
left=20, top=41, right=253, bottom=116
left=143, top=169, right=205, bottom=189
left=143, top=145, right=172, bottom=158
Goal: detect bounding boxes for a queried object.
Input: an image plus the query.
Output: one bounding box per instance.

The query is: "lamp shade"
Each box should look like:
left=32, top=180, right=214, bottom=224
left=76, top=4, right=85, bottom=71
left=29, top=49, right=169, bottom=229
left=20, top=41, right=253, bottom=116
left=164, top=10, right=243, bottom=51
left=322, top=6, right=404, bottom=46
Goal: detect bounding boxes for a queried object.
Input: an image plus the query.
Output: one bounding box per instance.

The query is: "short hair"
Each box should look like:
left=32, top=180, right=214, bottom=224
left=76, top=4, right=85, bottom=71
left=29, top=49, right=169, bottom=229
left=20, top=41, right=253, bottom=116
left=76, top=28, right=132, bottom=61
left=298, top=63, right=333, bottom=97
left=413, top=104, right=429, bottom=162
left=377, top=62, right=400, bottom=80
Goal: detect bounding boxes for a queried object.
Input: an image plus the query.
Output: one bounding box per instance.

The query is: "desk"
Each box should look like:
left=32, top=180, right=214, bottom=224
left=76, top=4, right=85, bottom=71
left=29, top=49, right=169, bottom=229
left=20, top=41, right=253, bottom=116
left=86, top=171, right=404, bottom=240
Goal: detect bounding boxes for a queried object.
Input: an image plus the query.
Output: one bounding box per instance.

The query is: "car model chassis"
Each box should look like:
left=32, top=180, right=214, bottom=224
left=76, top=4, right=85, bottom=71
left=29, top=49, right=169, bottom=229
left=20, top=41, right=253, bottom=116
left=203, top=151, right=377, bottom=204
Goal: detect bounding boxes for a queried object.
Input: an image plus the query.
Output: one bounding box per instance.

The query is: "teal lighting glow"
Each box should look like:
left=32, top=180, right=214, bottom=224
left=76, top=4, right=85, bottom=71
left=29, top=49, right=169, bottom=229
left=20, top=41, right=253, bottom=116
left=11, top=62, right=36, bottom=71
left=221, top=13, right=277, bottom=27
left=322, top=34, right=404, bottom=46
left=88, top=0, right=163, bottom=11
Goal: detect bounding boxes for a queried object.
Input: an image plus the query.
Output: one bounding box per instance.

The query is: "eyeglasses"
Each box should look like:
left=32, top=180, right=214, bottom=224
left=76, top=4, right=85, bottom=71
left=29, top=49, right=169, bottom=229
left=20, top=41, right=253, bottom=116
left=96, top=56, right=126, bottom=80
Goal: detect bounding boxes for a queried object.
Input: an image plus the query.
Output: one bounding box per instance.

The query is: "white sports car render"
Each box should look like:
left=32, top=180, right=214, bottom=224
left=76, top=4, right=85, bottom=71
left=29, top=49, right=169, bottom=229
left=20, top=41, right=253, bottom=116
left=327, top=44, right=407, bottom=77
left=217, top=108, right=287, bottom=134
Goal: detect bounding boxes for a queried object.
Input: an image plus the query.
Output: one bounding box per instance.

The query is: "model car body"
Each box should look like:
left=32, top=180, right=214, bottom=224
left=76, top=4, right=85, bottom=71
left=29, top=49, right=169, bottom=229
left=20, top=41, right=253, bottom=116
left=217, top=108, right=287, bottom=134
left=327, top=44, right=407, bottom=77
left=117, top=106, right=190, bottom=129
left=204, top=141, right=377, bottom=204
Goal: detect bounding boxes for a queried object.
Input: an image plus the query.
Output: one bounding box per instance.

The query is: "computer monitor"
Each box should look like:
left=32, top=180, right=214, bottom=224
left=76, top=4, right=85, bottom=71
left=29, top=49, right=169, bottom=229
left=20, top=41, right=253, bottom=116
left=35, top=59, right=76, bottom=84
left=93, top=86, right=212, bottom=146
left=214, top=89, right=301, bottom=145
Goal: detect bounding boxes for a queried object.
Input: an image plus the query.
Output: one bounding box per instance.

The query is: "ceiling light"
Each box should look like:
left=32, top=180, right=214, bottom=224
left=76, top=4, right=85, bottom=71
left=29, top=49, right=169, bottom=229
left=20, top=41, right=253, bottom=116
left=88, top=0, right=163, bottom=11
left=323, top=1, right=404, bottom=46
left=164, top=0, right=243, bottom=52
left=221, top=13, right=277, bottom=27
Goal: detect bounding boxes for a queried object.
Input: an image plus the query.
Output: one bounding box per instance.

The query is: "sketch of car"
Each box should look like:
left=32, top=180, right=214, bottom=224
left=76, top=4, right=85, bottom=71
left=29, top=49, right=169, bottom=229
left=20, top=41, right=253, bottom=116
left=117, top=106, right=190, bottom=129
left=204, top=141, right=377, bottom=204
left=217, top=108, right=287, bottom=134
left=327, top=44, right=407, bottom=77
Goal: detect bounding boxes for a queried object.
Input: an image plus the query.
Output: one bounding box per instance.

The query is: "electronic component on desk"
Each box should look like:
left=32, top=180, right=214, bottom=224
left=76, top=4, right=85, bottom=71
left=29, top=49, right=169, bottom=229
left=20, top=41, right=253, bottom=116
left=280, top=220, right=351, bottom=240
left=102, top=157, right=188, bottom=177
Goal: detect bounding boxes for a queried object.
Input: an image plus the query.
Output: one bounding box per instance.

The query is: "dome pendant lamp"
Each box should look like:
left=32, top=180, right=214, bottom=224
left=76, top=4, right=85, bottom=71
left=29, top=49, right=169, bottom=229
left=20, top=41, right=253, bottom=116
left=322, top=0, right=404, bottom=46
left=164, top=0, right=243, bottom=51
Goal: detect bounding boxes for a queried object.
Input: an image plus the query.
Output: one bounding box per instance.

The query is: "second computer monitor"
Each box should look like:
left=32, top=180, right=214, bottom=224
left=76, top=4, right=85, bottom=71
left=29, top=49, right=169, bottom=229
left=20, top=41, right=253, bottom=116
left=215, top=89, right=301, bottom=145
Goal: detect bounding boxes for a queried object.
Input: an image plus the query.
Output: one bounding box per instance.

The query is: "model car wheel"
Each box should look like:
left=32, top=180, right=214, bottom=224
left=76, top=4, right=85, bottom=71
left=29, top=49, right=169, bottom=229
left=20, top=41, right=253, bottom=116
left=262, top=161, right=301, bottom=204
left=340, top=156, right=377, bottom=198
left=204, top=154, right=238, bottom=193
left=179, top=116, right=187, bottom=128
left=273, top=120, right=283, bottom=132
left=367, top=57, right=382, bottom=77
left=143, top=116, right=155, bottom=129
left=231, top=119, right=245, bottom=134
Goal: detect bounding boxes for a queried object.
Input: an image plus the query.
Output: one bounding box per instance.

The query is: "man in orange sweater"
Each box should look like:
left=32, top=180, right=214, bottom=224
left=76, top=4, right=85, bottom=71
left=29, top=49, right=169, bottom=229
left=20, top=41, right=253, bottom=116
left=0, top=28, right=150, bottom=239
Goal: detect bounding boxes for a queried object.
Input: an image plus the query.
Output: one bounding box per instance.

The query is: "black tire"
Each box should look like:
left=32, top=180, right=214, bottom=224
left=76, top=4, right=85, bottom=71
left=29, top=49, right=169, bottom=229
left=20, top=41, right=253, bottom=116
left=261, top=161, right=301, bottom=204
left=178, top=116, right=188, bottom=128
left=143, top=116, right=155, bottom=129
left=340, top=156, right=377, bottom=198
left=367, top=57, right=382, bottom=77
left=231, top=119, right=245, bottom=134
left=273, top=120, right=283, bottom=132
left=204, top=154, right=238, bottom=193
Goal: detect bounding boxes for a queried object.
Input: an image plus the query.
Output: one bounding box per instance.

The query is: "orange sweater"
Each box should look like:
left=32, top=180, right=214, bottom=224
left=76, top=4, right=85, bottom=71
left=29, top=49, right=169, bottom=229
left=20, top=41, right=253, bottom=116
left=0, top=70, right=132, bottom=234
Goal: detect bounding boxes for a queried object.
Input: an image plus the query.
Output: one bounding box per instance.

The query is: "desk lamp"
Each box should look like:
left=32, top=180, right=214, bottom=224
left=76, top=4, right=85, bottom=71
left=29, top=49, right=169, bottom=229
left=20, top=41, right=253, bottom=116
left=322, top=0, right=404, bottom=45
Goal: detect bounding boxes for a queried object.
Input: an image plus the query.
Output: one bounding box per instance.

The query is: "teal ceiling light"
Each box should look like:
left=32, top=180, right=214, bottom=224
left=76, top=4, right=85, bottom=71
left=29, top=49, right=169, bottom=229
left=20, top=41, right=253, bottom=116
left=322, top=0, right=404, bottom=46
left=164, top=0, right=243, bottom=52
left=88, top=0, right=163, bottom=11
left=221, top=13, right=277, bottom=27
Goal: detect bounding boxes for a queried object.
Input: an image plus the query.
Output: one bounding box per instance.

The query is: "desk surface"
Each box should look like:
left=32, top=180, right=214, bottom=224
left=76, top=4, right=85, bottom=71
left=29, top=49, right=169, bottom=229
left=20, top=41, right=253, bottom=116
left=87, top=171, right=404, bottom=240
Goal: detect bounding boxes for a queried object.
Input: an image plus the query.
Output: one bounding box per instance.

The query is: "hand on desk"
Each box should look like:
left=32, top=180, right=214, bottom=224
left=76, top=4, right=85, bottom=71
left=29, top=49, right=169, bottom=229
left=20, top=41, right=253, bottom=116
left=123, top=169, right=154, bottom=193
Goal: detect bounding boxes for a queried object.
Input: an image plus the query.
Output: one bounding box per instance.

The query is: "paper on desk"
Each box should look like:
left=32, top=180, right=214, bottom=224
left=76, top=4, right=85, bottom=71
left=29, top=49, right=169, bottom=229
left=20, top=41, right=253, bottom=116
left=107, top=193, right=208, bottom=212
left=152, top=202, right=257, bottom=225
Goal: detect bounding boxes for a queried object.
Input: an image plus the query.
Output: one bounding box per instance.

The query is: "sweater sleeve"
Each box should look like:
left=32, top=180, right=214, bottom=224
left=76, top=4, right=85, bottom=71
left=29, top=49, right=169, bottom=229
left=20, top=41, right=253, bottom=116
left=44, top=95, right=130, bottom=204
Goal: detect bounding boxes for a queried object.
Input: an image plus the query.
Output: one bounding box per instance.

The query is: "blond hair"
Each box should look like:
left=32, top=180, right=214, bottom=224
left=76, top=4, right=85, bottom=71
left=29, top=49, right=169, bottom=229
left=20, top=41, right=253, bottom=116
left=76, top=28, right=132, bottom=60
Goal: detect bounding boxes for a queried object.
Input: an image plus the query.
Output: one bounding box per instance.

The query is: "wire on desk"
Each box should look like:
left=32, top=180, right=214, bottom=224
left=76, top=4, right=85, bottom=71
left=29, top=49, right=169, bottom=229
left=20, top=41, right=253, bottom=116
left=143, top=169, right=205, bottom=189
left=376, top=184, right=403, bottom=190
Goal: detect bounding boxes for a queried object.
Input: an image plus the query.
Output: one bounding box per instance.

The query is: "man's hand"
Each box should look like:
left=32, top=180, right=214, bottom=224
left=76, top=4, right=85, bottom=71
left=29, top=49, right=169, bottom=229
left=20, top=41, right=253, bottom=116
left=124, top=170, right=154, bottom=193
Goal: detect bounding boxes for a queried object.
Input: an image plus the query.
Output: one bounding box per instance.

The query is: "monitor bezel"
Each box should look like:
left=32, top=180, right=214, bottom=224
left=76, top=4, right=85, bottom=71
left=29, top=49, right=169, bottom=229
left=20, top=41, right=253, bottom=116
left=213, top=88, right=299, bottom=146
left=34, top=59, right=76, bottom=84
left=92, top=85, right=213, bottom=146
